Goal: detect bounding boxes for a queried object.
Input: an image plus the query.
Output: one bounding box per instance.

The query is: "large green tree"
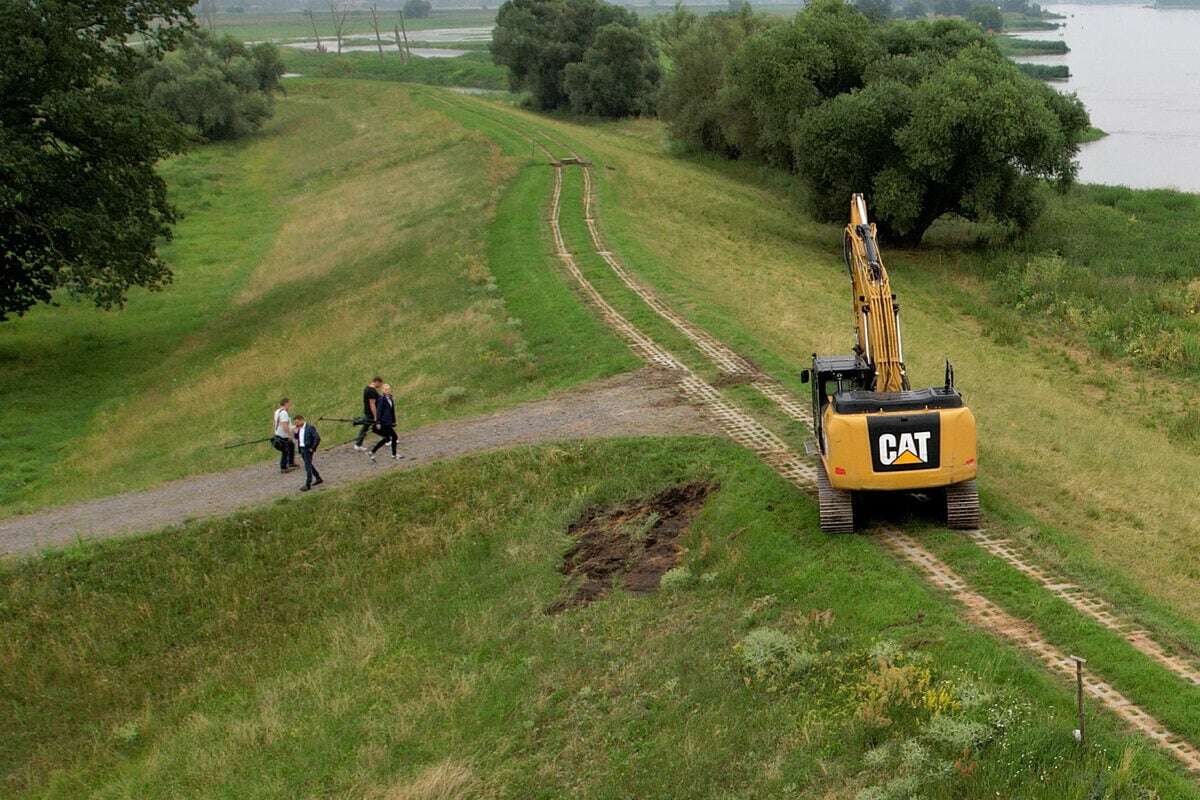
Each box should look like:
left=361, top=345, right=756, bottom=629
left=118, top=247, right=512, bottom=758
left=0, top=0, right=194, bottom=320
left=563, top=22, right=660, bottom=117
left=492, top=0, right=651, bottom=112
left=660, top=5, right=1088, bottom=244
left=795, top=44, right=1088, bottom=243
left=137, top=34, right=285, bottom=142
left=656, top=7, right=763, bottom=155
left=718, top=0, right=883, bottom=166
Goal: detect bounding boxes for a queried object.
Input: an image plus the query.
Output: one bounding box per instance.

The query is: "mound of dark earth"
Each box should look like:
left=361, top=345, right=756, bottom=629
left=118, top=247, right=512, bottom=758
left=546, top=482, right=715, bottom=614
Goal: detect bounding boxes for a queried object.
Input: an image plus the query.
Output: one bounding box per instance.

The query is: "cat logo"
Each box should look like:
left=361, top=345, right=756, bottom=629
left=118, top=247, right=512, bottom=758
left=878, top=431, right=932, bottom=466
left=868, top=413, right=941, bottom=472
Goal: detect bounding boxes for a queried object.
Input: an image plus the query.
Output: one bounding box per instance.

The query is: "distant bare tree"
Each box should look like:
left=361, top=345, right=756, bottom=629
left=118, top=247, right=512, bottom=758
left=397, top=9, right=412, bottom=61
left=197, top=0, right=219, bottom=31
left=327, top=0, right=352, bottom=54
left=368, top=2, right=385, bottom=59
left=392, top=23, right=408, bottom=61
left=303, top=7, right=325, bottom=52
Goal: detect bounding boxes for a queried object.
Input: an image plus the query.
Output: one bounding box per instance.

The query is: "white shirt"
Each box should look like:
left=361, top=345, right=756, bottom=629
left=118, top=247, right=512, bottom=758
left=295, top=424, right=307, bottom=449
left=274, top=408, right=290, bottom=438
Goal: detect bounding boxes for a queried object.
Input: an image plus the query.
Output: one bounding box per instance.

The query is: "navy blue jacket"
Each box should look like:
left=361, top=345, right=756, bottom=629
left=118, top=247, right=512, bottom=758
left=295, top=423, right=321, bottom=452
left=376, top=396, right=397, bottom=426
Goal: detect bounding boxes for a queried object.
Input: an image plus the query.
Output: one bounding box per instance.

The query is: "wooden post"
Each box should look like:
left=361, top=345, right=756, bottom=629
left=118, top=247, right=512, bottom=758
left=368, top=3, right=384, bottom=59
left=398, top=23, right=412, bottom=60
left=397, top=10, right=412, bottom=61
left=305, top=8, right=324, bottom=53
left=1070, top=655, right=1087, bottom=746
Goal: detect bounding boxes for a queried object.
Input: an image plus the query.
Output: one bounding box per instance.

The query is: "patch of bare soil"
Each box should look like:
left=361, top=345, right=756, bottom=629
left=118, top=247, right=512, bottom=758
left=546, top=482, right=715, bottom=614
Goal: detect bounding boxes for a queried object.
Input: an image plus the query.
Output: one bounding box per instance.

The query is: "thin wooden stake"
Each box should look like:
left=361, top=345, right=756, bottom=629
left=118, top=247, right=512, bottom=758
left=1071, top=655, right=1087, bottom=746
left=398, top=10, right=412, bottom=61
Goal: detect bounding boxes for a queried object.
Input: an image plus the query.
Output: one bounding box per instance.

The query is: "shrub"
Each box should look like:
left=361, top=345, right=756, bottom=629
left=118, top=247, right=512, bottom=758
left=563, top=23, right=660, bottom=117
left=736, top=627, right=817, bottom=684
left=404, top=0, right=432, bottom=18
left=493, top=0, right=657, bottom=115
left=441, top=386, right=468, bottom=405
left=136, top=33, right=284, bottom=141
left=659, top=566, right=694, bottom=591
left=923, top=714, right=992, bottom=750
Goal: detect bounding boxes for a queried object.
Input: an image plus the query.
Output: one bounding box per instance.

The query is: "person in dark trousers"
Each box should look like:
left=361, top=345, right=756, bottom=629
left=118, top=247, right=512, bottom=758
left=293, top=415, right=323, bottom=491
left=369, top=383, right=401, bottom=462
left=354, top=376, right=383, bottom=451
left=273, top=398, right=296, bottom=473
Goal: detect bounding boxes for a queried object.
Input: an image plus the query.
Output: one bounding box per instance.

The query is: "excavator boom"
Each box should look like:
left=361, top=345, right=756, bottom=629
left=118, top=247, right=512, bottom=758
left=845, top=194, right=907, bottom=393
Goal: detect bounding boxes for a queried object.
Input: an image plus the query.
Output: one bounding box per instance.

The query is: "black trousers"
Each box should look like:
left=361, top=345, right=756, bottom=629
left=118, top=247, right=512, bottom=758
left=300, top=448, right=321, bottom=487
left=371, top=425, right=398, bottom=456
left=274, top=436, right=295, bottom=470
left=354, top=418, right=374, bottom=446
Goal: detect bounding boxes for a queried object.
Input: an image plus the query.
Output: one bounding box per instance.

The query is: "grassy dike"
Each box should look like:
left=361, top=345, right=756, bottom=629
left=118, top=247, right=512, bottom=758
left=2, top=439, right=1191, bottom=797
left=464, top=97, right=1200, bottom=625
left=0, top=81, right=632, bottom=516
left=408, top=92, right=1200, bottom=787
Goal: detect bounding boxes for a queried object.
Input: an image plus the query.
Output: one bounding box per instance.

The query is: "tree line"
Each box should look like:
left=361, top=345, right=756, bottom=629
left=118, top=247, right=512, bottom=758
left=2, top=0, right=1088, bottom=320
left=493, top=0, right=1088, bottom=245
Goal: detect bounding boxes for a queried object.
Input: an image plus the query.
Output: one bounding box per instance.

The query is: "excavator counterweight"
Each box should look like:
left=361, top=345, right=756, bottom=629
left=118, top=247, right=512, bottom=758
left=801, top=195, right=979, bottom=532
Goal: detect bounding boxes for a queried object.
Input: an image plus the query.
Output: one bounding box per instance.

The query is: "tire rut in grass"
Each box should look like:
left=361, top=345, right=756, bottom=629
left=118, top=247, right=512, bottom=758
left=546, top=482, right=714, bottom=614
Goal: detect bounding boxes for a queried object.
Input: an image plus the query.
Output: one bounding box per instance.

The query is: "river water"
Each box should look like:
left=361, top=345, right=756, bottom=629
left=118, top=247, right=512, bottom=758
left=1022, top=3, right=1200, bottom=191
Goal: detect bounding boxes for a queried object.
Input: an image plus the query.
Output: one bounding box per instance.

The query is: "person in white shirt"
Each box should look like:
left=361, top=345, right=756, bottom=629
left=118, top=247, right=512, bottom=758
left=273, top=398, right=296, bottom=473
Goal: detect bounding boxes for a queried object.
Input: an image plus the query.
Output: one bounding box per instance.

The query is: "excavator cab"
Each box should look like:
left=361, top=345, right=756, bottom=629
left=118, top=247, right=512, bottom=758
left=800, top=195, right=979, bottom=533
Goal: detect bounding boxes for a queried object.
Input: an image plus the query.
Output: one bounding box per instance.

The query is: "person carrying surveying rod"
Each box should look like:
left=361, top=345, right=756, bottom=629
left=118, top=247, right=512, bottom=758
left=353, top=376, right=383, bottom=451
left=273, top=398, right=297, bottom=473
left=369, top=383, right=401, bottom=462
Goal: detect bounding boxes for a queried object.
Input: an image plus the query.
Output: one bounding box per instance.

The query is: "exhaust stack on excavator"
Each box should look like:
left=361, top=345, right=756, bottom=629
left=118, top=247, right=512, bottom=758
left=801, top=194, right=979, bottom=532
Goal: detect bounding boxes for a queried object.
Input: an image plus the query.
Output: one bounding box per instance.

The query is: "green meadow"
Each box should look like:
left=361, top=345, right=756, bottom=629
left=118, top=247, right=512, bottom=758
left=8, top=64, right=1200, bottom=796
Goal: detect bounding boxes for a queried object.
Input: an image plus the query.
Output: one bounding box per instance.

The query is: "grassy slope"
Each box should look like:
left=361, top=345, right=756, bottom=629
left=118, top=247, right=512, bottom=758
left=474, top=103, right=1200, bottom=629
left=2, top=439, right=1191, bottom=798
left=333, top=92, right=1200, bottom=774
left=0, top=82, right=633, bottom=515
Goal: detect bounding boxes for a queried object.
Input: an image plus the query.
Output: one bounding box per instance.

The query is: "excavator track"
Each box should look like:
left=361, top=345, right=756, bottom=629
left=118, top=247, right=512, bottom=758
left=945, top=480, right=980, bottom=530
left=817, top=463, right=855, bottom=533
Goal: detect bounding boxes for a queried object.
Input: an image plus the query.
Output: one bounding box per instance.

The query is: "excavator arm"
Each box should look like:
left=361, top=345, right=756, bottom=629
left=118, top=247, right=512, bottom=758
left=844, top=194, right=908, bottom=393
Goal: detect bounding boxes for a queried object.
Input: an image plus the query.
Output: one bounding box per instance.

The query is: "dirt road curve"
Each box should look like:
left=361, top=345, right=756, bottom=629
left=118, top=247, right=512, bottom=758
left=0, top=369, right=707, bottom=558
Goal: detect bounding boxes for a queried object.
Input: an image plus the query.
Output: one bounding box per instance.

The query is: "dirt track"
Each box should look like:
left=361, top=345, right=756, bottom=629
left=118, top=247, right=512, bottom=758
left=0, top=369, right=707, bottom=558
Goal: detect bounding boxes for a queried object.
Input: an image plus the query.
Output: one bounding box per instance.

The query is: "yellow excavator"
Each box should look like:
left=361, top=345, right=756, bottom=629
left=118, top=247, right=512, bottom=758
left=801, top=194, right=978, bottom=532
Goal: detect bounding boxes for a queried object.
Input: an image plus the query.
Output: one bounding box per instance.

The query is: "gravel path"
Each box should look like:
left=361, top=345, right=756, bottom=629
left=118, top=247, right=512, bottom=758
left=0, top=370, right=706, bottom=558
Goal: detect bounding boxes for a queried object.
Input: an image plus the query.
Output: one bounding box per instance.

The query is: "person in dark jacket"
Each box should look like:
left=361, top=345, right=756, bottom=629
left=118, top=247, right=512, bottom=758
left=369, top=384, right=401, bottom=462
left=354, top=376, right=383, bottom=451
left=294, top=415, right=323, bottom=491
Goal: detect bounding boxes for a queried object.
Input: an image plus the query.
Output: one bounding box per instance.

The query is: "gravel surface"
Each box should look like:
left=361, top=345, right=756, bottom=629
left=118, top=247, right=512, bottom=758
left=0, top=370, right=707, bottom=558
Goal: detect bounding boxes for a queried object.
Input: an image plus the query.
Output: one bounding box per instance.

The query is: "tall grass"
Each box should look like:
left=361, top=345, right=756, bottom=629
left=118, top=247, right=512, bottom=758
left=2, top=439, right=1189, bottom=797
